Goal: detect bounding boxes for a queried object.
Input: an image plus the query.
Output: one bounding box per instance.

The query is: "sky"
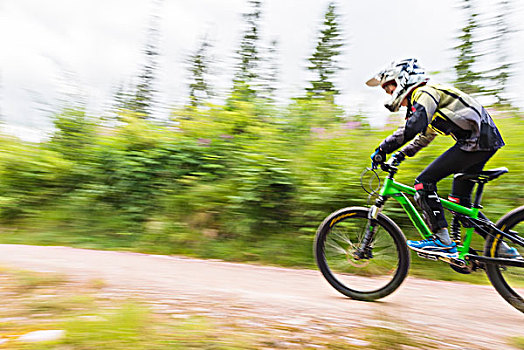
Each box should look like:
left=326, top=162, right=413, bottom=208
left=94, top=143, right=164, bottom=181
left=1, top=0, right=524, bottom=142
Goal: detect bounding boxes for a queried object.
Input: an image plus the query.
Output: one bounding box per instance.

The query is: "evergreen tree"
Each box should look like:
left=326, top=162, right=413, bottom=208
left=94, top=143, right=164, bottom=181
left=127, top=0, right=163, bottom=119
left=453, top=0, right=483, bottom=95
left=258, top=39, right=280, bottom=103
left=487, top=0, right=514, bottom=106
left=187, top=37, right=213, bottom=107
left=109, top=82, right=134, bottom=122
left=111, top=83, right=128, bottom=112
left=230, top=0, right=262, bottom=101
left=306, top=2, right=344, bottom=101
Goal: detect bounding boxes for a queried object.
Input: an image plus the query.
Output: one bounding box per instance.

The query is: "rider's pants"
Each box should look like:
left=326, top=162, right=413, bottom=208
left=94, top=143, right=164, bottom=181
left=415, top=143, right=497, bottom=232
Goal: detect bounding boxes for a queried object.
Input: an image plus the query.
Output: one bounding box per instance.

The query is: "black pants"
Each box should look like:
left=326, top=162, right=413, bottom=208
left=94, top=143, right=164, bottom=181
left=416, top=143, right=497, bottom=228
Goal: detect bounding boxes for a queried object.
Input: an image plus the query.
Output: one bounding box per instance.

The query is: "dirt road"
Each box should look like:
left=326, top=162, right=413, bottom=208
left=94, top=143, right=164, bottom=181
left=0, top=244, right=521, bottom=349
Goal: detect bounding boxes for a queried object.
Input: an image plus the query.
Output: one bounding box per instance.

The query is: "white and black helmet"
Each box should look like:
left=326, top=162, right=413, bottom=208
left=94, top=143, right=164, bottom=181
left=366, top=58, right=429, bottom=112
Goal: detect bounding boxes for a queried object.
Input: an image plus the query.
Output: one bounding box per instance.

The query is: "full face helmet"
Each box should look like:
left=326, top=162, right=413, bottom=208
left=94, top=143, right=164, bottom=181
left=366, top=58, right=428, bottom=112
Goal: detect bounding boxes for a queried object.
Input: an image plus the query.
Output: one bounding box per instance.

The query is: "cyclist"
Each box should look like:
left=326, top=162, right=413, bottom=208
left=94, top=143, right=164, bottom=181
left=367, top=58, right=519, bottom=259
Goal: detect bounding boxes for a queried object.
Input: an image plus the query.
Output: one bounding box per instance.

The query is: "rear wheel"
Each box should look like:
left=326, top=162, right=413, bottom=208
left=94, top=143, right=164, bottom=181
left=484, top=206, right=524, bottom=313
left=314, top=207, right=410, bottom=301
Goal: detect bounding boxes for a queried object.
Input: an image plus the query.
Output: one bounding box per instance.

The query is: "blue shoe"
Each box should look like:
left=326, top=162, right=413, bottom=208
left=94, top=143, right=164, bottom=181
left=498, top=245, right=522, bottom=259
left=407, top=236, right=458, bottom=258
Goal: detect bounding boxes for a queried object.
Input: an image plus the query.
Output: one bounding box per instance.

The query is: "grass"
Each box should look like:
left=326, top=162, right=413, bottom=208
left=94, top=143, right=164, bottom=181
left=8, top=270, right=68, bottom=294
left=361, top=326, right=427, bottom=350
left=511, top=337, right=524, bottom=350
left=0, top=266, right=495, bottom=350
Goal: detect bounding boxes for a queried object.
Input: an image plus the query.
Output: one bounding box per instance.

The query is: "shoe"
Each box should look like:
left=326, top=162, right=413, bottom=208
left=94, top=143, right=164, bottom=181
left=497, top=243, right=522, bottom=259
left=407, top=236, right=458, bottom=258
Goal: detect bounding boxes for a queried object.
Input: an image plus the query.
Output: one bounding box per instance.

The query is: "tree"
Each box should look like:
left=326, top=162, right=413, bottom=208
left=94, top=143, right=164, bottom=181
left=453, top=0, right=483, bottom=95
left=306, top=2, right=344, bottom=101
left=230, top=0, right=262, bottom=102
left=124, top=0, right=163, bottom=119
left=187, top=36, right=213, bottom=108
left=258, top=39, right=280, bottom=104
left=486, top=0, right=515, bottom=106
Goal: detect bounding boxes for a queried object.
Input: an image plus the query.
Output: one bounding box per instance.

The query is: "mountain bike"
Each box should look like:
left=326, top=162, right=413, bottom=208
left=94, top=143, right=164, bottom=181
left=314, top=158, right=524, bottom=313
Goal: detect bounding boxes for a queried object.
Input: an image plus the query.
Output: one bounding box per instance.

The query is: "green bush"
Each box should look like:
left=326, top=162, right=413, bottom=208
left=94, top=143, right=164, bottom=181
left=0, top=102, right=522, bottom=273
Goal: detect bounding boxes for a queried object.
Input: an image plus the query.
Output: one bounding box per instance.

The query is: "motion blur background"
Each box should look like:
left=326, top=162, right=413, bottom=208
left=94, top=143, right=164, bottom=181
left=0, top=0, right=523, bottom=277
left=2, top=0, right=524, bottom=140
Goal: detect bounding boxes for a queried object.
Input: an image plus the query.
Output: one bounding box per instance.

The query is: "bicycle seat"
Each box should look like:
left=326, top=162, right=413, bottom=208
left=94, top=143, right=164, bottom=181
left=454, top=167, right=508, bottom=183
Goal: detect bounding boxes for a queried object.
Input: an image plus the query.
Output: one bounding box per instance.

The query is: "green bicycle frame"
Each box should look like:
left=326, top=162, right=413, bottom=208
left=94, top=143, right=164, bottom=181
left=379, top=176, right=479, bottom=259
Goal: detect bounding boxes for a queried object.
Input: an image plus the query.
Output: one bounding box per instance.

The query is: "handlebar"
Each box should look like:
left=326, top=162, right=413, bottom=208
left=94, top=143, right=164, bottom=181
left=380, top=158, right=399, bottom=176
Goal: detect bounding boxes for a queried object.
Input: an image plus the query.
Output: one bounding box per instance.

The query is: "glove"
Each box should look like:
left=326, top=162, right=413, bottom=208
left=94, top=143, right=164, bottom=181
left=391, top=151, right=406, bottom=166
left=370, top=147, right=386, bottom=169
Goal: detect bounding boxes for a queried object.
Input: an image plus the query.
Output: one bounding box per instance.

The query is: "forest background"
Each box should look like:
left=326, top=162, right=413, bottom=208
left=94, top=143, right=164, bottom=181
left=1, top=0, right=523, bottom=281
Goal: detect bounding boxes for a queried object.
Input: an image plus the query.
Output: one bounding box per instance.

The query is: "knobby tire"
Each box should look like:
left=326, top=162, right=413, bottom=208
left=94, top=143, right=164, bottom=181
left=314, top=207, right=410, bottom=301
left=484, top=205, right=524, bottom=313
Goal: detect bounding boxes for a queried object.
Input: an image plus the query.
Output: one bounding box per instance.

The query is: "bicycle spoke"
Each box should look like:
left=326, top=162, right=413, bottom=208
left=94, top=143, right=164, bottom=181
left=331, top=229, right=355, bottom=246
left=326, top=239, right=349, bottom=256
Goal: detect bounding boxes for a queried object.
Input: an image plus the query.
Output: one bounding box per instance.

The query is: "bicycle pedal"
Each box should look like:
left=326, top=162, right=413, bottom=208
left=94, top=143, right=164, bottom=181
left=448, top=257, right=468, bottom=269
left=417, top=251, right=439, bottom=261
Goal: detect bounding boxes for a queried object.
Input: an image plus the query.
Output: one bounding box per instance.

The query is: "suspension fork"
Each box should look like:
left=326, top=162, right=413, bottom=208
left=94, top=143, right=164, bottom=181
left=354, top=196, right=388, bottom=260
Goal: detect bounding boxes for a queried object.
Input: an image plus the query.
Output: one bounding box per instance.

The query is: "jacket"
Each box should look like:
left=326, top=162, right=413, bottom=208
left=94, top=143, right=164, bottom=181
left=379, top=82, right=505, bottom=157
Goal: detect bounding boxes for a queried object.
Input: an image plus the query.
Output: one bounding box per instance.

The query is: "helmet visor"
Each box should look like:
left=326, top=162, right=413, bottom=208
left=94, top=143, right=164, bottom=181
left=365, top=76, right=382, bottom=87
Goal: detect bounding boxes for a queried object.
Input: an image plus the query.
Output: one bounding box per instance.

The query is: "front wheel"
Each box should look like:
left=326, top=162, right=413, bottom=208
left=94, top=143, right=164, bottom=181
left=314, top=207, right=410, bottom=301
left=484, top=206, right=524, bottom=313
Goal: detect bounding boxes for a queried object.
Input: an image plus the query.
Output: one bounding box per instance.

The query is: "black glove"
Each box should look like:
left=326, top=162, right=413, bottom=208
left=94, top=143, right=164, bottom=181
left=391, top=151, right=406, bottom=166
left=370, top=147, right=386, bottom=169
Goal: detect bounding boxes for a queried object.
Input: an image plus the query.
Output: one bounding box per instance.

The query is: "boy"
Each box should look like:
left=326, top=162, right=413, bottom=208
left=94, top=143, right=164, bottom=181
left=367, top=58, right=518, bottom=259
